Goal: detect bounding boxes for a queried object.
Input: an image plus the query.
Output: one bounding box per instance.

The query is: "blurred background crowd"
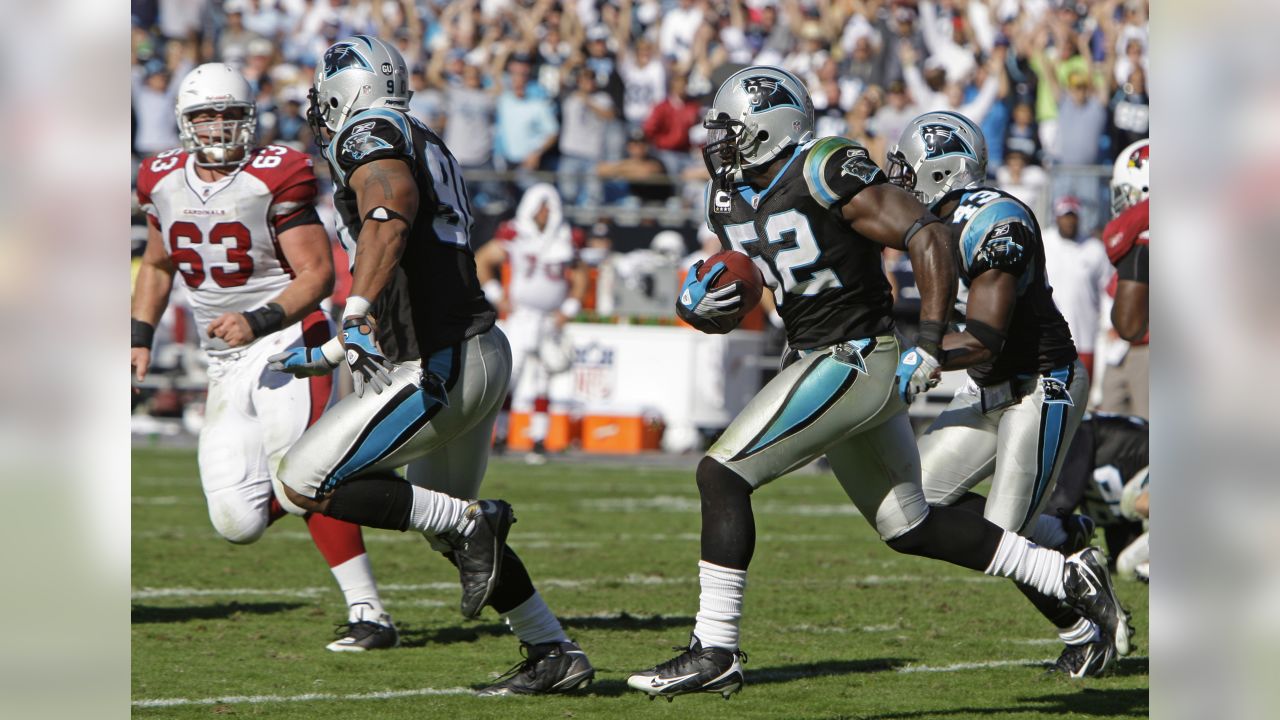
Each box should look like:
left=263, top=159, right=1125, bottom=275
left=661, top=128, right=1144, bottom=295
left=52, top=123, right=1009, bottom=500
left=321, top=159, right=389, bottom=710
left=131, top=0, right=1149, bottom=436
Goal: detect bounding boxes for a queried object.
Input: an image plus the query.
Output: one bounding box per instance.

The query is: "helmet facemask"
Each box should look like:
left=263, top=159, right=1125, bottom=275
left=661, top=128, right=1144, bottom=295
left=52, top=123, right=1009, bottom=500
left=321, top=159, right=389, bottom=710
left=702, top=110, right=771, bottom=191
left=179, top=102, right=256, bottom=168
left=885, top=148, right=920, bottom=201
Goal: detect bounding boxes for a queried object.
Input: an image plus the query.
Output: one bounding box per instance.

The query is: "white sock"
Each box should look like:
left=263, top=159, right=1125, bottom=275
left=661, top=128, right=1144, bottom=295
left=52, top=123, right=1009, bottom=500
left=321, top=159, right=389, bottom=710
left=502, top=592, right=568, bottom=646
left=329, top=554, right=387, bottom=623
left=495, top=411, right=510, bottom=440
left=984, top=530, right=1066, bottom=599
left=1059, top=616, right=1101, bottom=645
left=693, top=560, right=747, bottom=651
left=408, top=486, right=469, bottom=537
left=529, top=412, right=549, bottom=443
left=1030, top=514, right=1069, bottom=549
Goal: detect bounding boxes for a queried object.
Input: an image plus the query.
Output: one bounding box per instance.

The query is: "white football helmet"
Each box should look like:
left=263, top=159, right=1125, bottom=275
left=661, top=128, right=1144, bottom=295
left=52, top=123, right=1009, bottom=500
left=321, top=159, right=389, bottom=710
left=175, top=63, right=257, bottom=167
left=703, top=65, right=814, bottom=186
left=1110, top=139, right=1150, bottom=215
left=309, top=35, right=411, bottom=144
left=886, top=111, right=987, bottom=205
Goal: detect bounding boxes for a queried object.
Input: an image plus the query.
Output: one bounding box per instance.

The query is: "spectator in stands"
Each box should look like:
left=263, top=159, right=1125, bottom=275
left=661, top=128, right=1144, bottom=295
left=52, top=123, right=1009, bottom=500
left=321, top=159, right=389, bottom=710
left=216, top=1, right=261, bottom=65
left=559, top=69, right=617, bottom=206
left=1003, top=101, right=1043, bottom=166
left=618, top=38, right=667, bottom=130
left=495, top=56, right=559, bottom=183
left=842, top=34, right=883, bottom=92
left=899, top=42, right=1004, bottom=126
left=996, top=148, right=1049, bottom=215
left=598, top=129, right=670, bottom=206
left=643, top=73, right=700, bottom=179
left=131, top=39, right=193, bottom=156
left=659, top=0, right=704, bottom=66
left=867, top=81, right=918, bottom=162
left=409, top=65, right=446, bottom=130
left=1040, top=196, right=1112, bottom=377
left=1108, top=66, right=1149, bottom=161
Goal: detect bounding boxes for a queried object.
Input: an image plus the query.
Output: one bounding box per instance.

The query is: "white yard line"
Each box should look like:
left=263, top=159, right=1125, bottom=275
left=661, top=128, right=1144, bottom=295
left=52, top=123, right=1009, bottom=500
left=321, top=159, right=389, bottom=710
left=133, top=573, right=1002, bottom=601
left=132, top=687, right=475, bottom=708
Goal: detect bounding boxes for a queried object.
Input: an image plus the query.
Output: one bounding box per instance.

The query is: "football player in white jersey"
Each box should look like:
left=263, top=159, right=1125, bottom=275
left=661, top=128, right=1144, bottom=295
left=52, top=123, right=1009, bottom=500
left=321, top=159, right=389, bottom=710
left=131, top=63, right=397, bottom=652
left=475, top=183, right=588, bottom=464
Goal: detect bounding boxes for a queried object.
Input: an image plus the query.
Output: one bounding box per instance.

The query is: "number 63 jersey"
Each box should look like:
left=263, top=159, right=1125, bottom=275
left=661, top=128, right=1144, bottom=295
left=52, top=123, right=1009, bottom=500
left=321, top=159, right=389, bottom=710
left=705, top=136, right=895, bottom=350
left=136, top=145, right=321, bottom=351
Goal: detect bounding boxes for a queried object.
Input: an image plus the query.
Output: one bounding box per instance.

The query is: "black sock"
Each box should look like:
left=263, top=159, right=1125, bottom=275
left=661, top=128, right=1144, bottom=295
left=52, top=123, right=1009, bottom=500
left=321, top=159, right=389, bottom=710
left=885, top=505, right=1002, bottom=572
left=697, top=457, right=755, bottom=570
left=1017, top=582, right=1080, bottom=629
left=324, top=475, right=413, bottom=531
left=948, top=491, right=989, bottom=515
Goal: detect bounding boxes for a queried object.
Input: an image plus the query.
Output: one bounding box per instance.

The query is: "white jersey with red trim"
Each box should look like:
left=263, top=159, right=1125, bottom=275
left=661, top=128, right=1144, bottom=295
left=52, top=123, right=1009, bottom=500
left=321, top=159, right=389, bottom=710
left=498, top=221, right=580, bottom=314
left=136, top=144, right=320, bottom=351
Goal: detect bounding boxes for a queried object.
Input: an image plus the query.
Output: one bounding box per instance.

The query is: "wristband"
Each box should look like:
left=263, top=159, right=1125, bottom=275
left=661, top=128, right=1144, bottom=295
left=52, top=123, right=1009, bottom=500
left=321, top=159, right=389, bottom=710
left=344, top=295, right=371, bottom=318
left=320, top=335, right=346, bottom=365
left=915, top=319, right=945, bottom=358
left=559, top=297, right=582, bottom=319
left=242, top=302, right=285, bottom=338
left=482, top=279, right=505, bottom=305
left=131, top=318, right=156, bottom=349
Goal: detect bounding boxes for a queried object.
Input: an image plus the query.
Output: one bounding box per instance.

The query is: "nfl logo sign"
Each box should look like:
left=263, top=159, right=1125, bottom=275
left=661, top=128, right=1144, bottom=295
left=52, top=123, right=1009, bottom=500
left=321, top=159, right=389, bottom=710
left=573, top=342, right=616, bottom=402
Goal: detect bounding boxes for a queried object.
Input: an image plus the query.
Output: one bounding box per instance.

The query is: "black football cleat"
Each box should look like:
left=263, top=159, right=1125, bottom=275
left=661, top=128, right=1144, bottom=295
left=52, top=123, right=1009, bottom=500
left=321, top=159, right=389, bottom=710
left=1063, top=547, right=1134, bottom=656
left=325, top=605, right=399, bottom=653
left=1047, top=638, right=1116, bottom=678
left=454, top=499, right=515, bottom=619
left=477, top=640, right=595, bottom=696
left=627, top=636, right=747, bottom=701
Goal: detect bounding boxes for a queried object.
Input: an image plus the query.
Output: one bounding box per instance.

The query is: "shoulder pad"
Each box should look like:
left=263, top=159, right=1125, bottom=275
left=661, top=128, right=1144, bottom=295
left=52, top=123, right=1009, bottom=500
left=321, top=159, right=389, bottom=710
left=802, top=136, right=884, bottom=209
left=1103, top=199, right=1149, bottom=264
left=327, top=109, right=415, bottom=183
left=244, top=145, right=317, bottom=201
left=959, top=196, right=1036, bottom=279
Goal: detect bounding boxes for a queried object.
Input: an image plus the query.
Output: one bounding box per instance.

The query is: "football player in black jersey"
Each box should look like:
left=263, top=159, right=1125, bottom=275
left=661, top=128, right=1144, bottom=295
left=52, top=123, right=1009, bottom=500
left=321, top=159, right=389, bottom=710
left=268, top=36, right=594, bottom=695
left=626, top=67, right=1129, bottom=701
left=887, top=110, right=1133, bottom=677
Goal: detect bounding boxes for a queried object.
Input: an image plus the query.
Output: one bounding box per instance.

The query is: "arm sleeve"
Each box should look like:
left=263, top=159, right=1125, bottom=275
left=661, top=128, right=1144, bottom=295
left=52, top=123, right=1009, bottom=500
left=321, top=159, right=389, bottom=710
left=1113, top=244, right=1149, bottom=284
left=268, top=152, right=322, bottom=232
left=801, top=136, right=886, bottom=210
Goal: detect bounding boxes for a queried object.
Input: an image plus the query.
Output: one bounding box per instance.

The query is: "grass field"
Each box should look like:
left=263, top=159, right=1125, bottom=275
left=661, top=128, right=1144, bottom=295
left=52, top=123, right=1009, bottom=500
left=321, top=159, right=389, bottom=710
left=132, top=446, right=1149, bottom=719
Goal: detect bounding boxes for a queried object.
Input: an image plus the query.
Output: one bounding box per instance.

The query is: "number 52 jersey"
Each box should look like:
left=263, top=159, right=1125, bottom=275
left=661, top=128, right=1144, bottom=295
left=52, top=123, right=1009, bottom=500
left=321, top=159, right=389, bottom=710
left=135, top=145, right=322, bottom=351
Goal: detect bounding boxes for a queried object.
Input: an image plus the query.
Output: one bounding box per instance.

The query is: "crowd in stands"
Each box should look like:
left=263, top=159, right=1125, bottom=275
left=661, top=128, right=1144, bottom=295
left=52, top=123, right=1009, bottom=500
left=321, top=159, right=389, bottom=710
left=133, top=0, right=1148, bottom=230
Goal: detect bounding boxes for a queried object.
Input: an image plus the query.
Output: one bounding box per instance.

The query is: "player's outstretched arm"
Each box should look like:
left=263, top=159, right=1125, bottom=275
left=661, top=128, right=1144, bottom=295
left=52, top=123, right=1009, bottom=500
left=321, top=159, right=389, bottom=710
left=347, top=158, right=420, bottom=305
left=131, top=224, right=177, bottom=382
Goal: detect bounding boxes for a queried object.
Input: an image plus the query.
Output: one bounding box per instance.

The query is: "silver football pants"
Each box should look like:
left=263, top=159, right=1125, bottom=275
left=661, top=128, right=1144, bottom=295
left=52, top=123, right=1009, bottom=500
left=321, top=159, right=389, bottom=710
left=276, top=327, right=512, bottom=510
left=920, top=361, right=1089, bottom=535
left=707, top=335, right=931, bottom=540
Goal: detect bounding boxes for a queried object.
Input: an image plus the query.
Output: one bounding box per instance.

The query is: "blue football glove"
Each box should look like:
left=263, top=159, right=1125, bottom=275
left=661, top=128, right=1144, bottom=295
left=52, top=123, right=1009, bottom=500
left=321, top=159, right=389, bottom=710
left=342, top=315, right=393, bottom=397
left=268, top=345, right=339, bottom=377
left=895, top=346, right=941, bottom=404
left=678, top=260, right=742, bottom=319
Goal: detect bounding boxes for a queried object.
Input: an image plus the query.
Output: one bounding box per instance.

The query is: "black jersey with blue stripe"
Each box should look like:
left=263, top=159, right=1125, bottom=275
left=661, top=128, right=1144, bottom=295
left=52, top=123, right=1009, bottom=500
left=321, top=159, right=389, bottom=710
left=705, top=136, right=894, bottom=350
left=326, top=108, right=495, bottom=362
left=934, top=187, right=1076, bottom=386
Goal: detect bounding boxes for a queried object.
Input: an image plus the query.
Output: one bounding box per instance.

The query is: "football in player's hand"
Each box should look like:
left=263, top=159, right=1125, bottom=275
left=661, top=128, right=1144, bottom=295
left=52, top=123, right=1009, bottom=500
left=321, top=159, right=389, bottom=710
left=700, top=250, right=765, bottom=322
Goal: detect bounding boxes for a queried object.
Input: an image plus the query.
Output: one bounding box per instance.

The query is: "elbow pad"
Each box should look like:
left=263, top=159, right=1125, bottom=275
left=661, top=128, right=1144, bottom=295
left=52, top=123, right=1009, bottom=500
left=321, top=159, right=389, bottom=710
left=965, top=319, right=1006, bottom=355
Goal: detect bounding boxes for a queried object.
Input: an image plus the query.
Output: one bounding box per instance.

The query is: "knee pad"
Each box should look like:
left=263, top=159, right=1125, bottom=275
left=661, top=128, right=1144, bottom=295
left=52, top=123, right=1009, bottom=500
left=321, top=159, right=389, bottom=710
left=696, top=456, right=753, bottom=502
left=207, top=494, right=268, bottom=545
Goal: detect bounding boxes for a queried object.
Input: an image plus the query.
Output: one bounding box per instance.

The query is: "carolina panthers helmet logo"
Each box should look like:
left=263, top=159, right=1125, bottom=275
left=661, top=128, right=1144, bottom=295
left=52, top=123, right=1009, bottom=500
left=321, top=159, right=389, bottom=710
left=919, top=123, right=975, bottom=160
left=323, top=43, right=373, bottom=79
left=740, top=76, right=803, bottom=113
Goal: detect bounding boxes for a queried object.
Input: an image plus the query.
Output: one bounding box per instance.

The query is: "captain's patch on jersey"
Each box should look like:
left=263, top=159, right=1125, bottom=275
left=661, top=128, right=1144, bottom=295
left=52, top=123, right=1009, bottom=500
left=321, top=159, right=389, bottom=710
left=713, top=189, right=733, bottom=214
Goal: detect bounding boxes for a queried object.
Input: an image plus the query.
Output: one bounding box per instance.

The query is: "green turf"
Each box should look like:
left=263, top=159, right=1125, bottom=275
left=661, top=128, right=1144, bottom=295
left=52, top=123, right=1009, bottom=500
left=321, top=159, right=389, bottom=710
left=132, top=447, right=1149, bottom=719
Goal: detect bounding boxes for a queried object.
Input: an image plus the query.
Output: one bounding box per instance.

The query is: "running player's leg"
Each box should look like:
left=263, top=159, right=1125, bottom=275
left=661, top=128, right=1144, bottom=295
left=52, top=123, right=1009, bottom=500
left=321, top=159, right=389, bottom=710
left=256, top=315, right=396, bottom=649
left=918, top=382, right=999, bottom=509
left=198, top=357, right=274, bottom=545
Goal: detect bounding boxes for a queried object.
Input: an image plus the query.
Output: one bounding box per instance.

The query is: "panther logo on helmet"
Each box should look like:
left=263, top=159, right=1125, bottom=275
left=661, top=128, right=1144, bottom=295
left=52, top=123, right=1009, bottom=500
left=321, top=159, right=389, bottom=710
left=740, top=76, right=802, bottom=113
left=919, top=124, right=975, bottom=160
left=322, top=43, right=373, bottom=79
